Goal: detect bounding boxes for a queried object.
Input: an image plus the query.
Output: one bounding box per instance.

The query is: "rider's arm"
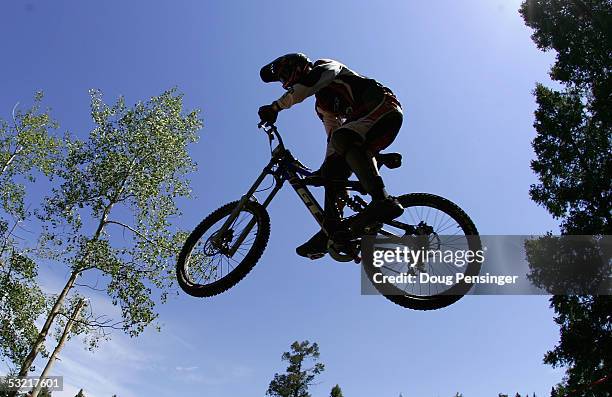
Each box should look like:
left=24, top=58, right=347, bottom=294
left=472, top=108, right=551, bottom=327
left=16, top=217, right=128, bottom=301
left=274, top=61, right=343, bottom=110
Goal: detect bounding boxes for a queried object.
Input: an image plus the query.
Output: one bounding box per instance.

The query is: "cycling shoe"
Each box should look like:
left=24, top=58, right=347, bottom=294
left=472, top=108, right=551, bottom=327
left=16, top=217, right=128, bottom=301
left=296, top=229, right=328, bottom=259
left=348, top=197, right=404, bottom=233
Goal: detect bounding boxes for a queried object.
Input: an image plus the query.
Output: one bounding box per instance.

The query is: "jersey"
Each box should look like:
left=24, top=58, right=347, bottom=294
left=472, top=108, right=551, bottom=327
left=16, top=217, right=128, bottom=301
left=273, top=59, right=391, bottom=136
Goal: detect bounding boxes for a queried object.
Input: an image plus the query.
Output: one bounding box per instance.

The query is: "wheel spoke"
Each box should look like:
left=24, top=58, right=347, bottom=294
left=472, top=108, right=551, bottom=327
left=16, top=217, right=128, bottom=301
left=179, top=204, right=267, bottom=290
left=369, top=195, right=481, bottom=306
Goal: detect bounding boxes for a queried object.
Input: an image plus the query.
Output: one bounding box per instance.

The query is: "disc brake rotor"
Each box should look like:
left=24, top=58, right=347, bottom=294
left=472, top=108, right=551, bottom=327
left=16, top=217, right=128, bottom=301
left=205, top=229, right=234, bottom=255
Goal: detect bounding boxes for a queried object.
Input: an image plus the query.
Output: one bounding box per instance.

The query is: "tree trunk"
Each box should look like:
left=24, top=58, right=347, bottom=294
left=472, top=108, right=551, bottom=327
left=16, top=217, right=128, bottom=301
left=30, top=298, right=85, bottom=397
left=8, top=270, right=79, bottom=397
left=0, top=149, right=20, bottom=177
left=9, top=202, right=110, bottom=397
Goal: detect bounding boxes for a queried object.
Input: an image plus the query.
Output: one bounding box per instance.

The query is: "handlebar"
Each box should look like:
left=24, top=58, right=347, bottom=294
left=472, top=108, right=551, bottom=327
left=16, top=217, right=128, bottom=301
left=257, top=121, right=285, bottom=150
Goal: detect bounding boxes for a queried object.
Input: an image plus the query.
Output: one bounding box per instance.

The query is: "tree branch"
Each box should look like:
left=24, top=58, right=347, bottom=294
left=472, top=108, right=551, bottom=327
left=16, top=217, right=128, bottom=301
left=103, top=219, right=174, bottom=251
left=55, top=311, right=124, bottom=330
left=0, top=216, right=22, bottom=258
left=1, top=103, right=25, bottom=176
left=74, top=282, right=106, bottom=292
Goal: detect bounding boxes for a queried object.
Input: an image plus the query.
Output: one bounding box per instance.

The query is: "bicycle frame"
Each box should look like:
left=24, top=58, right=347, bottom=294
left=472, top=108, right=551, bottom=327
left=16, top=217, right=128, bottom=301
left=215, top=125, right=327, bottom=256
left=216, top=125, right=410, bottom=257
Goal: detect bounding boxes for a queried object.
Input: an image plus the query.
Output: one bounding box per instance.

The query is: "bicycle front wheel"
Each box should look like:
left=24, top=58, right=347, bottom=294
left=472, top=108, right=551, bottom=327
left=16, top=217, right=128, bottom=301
left=363, top=193, right=482, bottom=310
left=176, top=200, right=270, bottom=297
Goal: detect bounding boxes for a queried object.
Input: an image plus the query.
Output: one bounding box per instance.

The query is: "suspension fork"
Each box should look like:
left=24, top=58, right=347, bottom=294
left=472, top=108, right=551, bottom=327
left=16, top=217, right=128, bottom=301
left=222, top=159, right=287, bottom=256
left=226, top=180, right=283, bottom=256
left=227, top=167, right=325, bottom=256
left=215, top=160, right=276, bottom=244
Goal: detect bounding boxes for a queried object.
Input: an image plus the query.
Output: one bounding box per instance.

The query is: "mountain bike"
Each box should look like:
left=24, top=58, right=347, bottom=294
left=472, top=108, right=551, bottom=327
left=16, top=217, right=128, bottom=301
left=176, top=124, right=482, bottom=310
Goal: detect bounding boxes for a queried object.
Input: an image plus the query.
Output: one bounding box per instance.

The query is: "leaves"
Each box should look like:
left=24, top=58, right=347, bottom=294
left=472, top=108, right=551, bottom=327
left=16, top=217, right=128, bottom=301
left=330, top=384, right=343, bottom=397
left=0, top=93, right=58, bottom=370
left=38, top=88, right=202, bottom=338
left=0, top=92, right=62, bottom=219
left=520, top=1, right=612, bottom=395
left=528, top=84, right=611, bottom=234
left=267, top=341, right=325, bottom=397
left=520, top=0, right=612, bottom=89
left=545, top=296, right=612, bottom=395
left=2, top=88, right=202, bottom=385
left=521, top=0, right=611, bottom=234
left=525, top=234, right=611, bottom=294
left=0, top=249, right=47, bottom=369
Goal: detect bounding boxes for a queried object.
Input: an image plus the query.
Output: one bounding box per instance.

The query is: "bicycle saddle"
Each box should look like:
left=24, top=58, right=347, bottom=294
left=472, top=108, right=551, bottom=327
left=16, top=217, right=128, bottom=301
left=375, top=152, right=402, bottom=169
left=303, top=153, right=402, bottom=188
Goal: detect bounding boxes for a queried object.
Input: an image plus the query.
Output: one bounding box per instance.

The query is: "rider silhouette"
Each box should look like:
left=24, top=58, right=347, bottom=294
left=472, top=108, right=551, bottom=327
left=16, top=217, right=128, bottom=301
left=258, top=53, right=404, bottom=258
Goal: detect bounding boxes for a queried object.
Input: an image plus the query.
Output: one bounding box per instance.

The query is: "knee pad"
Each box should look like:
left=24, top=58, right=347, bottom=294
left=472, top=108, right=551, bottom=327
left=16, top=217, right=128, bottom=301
left=330, top=128, right=362, bottom=156
left=319, top=155, right=352, bottom=181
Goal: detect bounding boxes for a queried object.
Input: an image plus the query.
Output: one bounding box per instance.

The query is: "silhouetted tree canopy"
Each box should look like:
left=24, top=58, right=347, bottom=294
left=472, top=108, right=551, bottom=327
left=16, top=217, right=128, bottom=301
left=330, top=384, right=343, bottom=397
left=266, top=341, right=325, bottom=397
left=520, top=1, right=612, bottom=395
left=525, top=234, right=611, bottom=294
left=520, top=0, right=611, bottom=234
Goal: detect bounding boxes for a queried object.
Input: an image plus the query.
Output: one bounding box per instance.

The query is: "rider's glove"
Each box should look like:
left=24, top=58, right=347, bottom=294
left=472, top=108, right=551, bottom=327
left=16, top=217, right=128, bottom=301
left=258, top=102, right=279, bottom=125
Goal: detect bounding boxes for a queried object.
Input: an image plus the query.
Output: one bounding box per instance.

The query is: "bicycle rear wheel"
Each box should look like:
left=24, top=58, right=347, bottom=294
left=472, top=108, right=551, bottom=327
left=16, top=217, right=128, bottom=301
left=176, top=200, right=270, bottom=297
left=363, top=193, right=482, bottom=310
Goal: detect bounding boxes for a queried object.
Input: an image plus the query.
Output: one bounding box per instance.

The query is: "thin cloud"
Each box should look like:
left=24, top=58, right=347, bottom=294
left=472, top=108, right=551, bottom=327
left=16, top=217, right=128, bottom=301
left=175, top=365, right=199, bottom=371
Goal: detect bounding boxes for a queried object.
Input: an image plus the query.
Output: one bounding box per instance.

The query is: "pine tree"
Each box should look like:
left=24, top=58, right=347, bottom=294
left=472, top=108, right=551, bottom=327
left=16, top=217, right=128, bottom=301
left=520, top=1, right=611, bottom=394
left=266, top=341, right=325, bottom=397
left=330, top=384, right=343, bottom=397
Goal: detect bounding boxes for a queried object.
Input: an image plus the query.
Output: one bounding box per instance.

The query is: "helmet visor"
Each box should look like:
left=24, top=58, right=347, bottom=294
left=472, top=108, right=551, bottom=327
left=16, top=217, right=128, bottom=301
left=260, top=53, right=309, bottom=84
left=260, top=56, right=284, bottom=83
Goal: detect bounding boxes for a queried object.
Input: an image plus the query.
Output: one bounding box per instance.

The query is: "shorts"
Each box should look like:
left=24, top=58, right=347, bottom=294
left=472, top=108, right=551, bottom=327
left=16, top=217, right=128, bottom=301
left=326, top=91, right=403, bottom=157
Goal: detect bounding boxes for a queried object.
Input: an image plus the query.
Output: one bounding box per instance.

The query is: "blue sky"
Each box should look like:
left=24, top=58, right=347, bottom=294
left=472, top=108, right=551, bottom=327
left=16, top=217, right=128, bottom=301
left=1, top=1, right=565, bottom=396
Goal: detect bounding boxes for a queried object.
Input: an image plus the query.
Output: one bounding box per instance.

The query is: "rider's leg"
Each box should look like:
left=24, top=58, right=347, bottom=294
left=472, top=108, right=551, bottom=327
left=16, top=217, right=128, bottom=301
left=321, top=154, right=352, bottom=230
left=330, top=129, right=388, bottom=200
left=296, top=155, right=351, bottom=258
left=330, top=111, right=404, bottom=231
left=331, top=110, right=403, bottom=195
